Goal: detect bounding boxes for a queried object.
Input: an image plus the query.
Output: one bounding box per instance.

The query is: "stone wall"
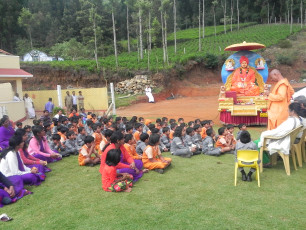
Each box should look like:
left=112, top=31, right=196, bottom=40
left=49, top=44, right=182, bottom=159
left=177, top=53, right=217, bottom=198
left=115, top=75, right=156, bottom=95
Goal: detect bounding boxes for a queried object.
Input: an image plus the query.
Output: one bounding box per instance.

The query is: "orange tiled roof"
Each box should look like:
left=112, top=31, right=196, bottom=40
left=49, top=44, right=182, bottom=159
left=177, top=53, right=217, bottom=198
left=0, top=49, right=12, bottom=55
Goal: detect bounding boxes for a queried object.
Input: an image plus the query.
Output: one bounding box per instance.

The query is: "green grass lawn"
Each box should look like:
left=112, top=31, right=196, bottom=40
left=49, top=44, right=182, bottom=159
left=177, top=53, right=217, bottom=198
left=3, top=127, right=306, bottom=229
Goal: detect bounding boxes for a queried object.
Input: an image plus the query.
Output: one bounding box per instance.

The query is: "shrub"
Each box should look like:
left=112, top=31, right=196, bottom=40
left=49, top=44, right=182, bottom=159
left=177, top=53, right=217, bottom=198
left=276, top=53, right=297, bottom=66
left=203, top=53, right=219, bottom=69
left=278, top=39, right=292, bottom=48
left=52, top=106, right=66, bottom=117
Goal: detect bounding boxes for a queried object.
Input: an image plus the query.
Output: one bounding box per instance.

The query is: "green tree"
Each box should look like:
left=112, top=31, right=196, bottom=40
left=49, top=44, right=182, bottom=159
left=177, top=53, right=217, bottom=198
left=18, top=8, right=34, bottom=49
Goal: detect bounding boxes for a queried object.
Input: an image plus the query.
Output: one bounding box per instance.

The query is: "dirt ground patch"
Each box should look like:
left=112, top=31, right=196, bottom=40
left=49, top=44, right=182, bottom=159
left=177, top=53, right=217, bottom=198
left=117, top=82, right=306, bottom=125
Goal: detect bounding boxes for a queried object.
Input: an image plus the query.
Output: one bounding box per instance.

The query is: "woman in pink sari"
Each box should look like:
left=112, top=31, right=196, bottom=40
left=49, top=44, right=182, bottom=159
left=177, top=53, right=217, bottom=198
left=15, top=129, right=51, bottom=175
left=28, top=126, right=61, bottom=163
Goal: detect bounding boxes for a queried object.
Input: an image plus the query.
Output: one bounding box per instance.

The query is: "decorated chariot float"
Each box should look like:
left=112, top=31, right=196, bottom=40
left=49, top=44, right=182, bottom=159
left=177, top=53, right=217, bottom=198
left=218, top=42, right=270, bottom=126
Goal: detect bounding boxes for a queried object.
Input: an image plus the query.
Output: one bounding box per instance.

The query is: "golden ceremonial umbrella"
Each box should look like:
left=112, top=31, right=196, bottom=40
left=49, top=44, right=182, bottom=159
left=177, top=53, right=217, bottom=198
left=224, top=41, right=266, bottom=51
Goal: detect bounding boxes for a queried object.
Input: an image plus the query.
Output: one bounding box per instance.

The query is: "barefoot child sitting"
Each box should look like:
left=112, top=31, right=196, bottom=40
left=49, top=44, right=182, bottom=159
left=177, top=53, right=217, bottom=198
left=142, top=134, right=172, bottom=174
left=100, top=129, right=113, bottom=152
left=226, top=124, right=237, bottom=147
left=160, top=127, right=171, bottom=149
left=78, top=136, right=100, bottom=166
left=136, top=133, right=149, bottom=155
left=133, top=123, right=143, bottom=142
left=102, top=149, right=133, bottom=192
left=202, top=128, right=231, bottom=156
left=124, top=134, right=142, bottom=160
left=216, top=127, right=235, bottom=154
left=235, top=131, right=259, bottom=182
left=236, top=123, right=247, bottom=141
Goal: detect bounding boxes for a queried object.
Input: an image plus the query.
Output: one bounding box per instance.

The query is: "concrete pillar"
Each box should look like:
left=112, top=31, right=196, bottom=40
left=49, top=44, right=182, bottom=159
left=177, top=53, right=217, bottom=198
left=16, top=78, right=23, bottom=97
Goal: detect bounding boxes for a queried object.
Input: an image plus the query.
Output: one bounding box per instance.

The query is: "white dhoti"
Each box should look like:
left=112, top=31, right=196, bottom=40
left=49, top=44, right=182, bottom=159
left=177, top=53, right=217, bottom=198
left=24, top=97, right=36, bottom=118
left=145, top=87, right=154, bottom=103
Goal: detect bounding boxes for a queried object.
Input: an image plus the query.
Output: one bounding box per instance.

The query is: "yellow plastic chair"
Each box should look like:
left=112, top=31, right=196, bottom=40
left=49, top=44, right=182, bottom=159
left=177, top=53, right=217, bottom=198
left=259, top=126, right=303, bottom=175
left=293, top=128, right=306, bottom=166
left=234, top=150, right=260, bottom=187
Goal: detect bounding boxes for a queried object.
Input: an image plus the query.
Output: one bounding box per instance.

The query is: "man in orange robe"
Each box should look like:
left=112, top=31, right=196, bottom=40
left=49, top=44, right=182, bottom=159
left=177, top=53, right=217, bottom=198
left=230, top=56, right=260, bottom=96
left=267, top=69, right=294, bottom=130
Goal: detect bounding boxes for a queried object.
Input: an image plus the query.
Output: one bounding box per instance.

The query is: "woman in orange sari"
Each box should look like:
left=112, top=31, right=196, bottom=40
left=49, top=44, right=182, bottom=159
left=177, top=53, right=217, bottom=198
left=230, top=56, right=260, bottom=96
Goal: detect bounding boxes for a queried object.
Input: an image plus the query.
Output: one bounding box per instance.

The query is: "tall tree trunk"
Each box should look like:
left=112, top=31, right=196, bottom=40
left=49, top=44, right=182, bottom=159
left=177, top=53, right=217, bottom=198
left=230, top=0, right=233, bottom=32
left=287, top=2, right=290, bottom=25
left=198, top=0, right=201, bottom=51
left=149, top=11, right=152, bottom=51
left=301, top=0, right=303, bottom=28
left=28, top=28, right=33, bottom=50
left=268, top=2, right=270, bottom=24
left=213, top=5, right=217, bottom=36
left=164, top=12, right=169, bottom=65
left=202, top=0, right=205, bottom=38
left=112, top=8, right=118, bottom=68
left=174, top=0, right=177, bottom=54
left=93, top=15, right=99, bottom=69
left=127, top=5, right=130, bottom=53
left=222, top=0, right=227, bottom=34
left=161, top=11, right=166, bottom=63
left=139, top=8, right=143, bottom=60
left=290, top=0, right=293, bottom=33
left=237, top=0, right=239, bottom=30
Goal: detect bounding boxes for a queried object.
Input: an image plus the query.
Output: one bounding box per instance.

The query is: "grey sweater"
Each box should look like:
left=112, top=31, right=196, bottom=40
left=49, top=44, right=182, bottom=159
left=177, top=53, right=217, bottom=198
left=136, top=140, right=147, bottom=155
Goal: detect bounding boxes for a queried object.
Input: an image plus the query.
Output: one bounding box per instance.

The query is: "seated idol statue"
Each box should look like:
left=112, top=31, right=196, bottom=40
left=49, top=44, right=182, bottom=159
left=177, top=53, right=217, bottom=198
left=230, top=56, right=260, bottom=96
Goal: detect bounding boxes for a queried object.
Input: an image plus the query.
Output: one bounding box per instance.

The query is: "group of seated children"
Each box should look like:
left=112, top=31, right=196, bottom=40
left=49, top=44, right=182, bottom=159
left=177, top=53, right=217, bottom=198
left=0, top=107, right=256, bottom=201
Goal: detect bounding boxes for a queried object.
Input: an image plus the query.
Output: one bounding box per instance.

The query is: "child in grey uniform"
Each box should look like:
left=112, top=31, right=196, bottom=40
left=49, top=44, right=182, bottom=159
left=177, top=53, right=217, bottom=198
left=236, top=123, right=247, bottom=141
left=76, top=127, right=86, bottom=147
left=235, top=131, right=259, bottom=182
left=185, top=127, right=201, bottom=155
left=170, top=126, right=196, bottom=158
left=50, top=134, right=70, bottom=157
left=160, top=127, right=171, bottom=149
left=202, top=128, right=231, bottom=156
left=65, top=131, right=80, bottom=155
left=136, top=133, right=149, bottom=155
left=192, top=125, right=202, bottom=149
left=85, top=120, right=94, bottom=135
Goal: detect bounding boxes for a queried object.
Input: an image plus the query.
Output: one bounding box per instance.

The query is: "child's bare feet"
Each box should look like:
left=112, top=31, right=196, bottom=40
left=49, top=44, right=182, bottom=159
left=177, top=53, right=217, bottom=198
left=124, top=187, right=132, bottom=192
left=142, top=169, right=149, bottom=173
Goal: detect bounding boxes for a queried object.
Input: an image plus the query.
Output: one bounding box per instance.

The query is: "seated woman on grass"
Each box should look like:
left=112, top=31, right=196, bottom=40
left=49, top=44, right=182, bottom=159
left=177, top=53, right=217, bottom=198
left=0, top=116, right=15, bottom=152
left=142, top=133, right=171, bottom=174
left=0, top=135, right=43, bottom=186
left=0, top=171, right=31, bottom=207
left=102, top=149, right=133, bottom=192
left=99, top=131, right=144, bottom=182
left=28, top=126, right=62, bottom=163
left=15, top=128, right=50, bottom=175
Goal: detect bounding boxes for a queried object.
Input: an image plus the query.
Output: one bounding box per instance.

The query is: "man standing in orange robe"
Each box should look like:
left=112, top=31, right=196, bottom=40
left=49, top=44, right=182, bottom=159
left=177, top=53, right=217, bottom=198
left=267, top=69, right=294, bottom=130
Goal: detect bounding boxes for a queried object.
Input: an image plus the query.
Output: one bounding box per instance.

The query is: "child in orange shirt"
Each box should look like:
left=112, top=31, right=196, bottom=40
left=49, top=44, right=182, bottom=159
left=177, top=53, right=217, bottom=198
left=226, top=124, right=237, bottom=146
left=101, top=149, right=133, bottom=192
left=133, top=123, right=143, bottom=142
left=200, top=120, right=210, bottom=139
left=100, top=129, right=113, bottom=152
left=124, top=134, right=142, bottom=160
left=58, top=126, right=68, bottom=144
left=78, top=136, right=100, bottom=166
left=169, top=123, right=177, bottom=140
left=147, top=124, right=155, bottom=136
left=142, top=133, right=172, bottom=174
left=92, top=124, right=103, bottom=154
left=216, top=127, right=235, bottom=153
